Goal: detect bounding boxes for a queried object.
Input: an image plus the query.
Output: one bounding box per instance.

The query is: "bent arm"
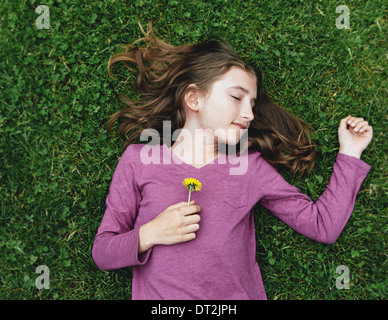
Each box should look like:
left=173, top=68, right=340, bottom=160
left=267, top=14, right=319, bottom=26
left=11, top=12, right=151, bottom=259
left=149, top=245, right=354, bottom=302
left=258, top=153, right=371, bottom=244
left=92, top=146, right=151, bottom=271
left=92, top=205, right=151, bottom=271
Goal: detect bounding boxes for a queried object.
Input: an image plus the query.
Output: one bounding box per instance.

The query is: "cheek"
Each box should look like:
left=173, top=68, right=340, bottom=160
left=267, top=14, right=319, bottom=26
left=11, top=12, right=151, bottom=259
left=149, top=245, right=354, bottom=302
left=199, top=96, right=237, bottom=131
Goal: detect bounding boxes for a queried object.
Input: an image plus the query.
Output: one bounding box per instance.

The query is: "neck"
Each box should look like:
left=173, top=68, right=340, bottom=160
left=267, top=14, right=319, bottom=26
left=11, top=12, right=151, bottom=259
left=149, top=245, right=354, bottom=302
left=169, top=126, right=220, bottom=167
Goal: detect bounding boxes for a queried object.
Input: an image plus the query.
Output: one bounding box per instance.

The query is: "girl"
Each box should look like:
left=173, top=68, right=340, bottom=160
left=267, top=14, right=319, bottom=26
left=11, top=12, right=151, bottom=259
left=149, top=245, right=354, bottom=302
left=92, top=22, right=373, bottom=300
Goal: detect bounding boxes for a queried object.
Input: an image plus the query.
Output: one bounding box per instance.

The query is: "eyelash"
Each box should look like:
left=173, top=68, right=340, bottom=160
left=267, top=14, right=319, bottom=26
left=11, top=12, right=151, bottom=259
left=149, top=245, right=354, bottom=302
left=231, top=95, right=255, bottom=109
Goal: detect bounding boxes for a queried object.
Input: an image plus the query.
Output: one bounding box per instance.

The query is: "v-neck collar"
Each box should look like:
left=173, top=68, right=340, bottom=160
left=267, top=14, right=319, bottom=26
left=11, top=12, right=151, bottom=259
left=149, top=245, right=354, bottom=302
left=162, top=143, right=227, bottom=173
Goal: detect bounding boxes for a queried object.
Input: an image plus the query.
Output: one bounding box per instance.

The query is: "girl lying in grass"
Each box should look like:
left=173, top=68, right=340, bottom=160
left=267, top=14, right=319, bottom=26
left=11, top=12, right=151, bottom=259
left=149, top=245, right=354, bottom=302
left=92, top=22, right=372, bottom=300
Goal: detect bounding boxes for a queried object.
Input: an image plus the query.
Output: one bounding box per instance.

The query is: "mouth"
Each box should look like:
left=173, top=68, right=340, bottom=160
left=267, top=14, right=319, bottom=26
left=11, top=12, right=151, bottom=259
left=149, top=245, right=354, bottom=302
left=232, top=123, right=247, bottom=130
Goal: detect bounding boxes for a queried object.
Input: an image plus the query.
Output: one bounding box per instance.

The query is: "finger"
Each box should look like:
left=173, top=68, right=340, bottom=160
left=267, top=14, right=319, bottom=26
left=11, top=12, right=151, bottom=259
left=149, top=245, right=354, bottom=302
left=358, top=125, right=372, bottom=134
left=181, top=232, right=196, bottom=242
left=169, top=201, right=195, bottom=210
left=339, top=115, right=351, bottom=129
left=353, top=121, right=368, bottom=132
left=346, top=117, right=364, bottom=127
left=183, top=213, right=201, bottom=225
left=183, top=223, right=200, bottom=233
left=358, top=125, right=369, bottom=133
left=346, top=116, right=356, bottom=126
left=181, top=204, right=201, bottom=216
left=349, top=121, right=366, bottom=131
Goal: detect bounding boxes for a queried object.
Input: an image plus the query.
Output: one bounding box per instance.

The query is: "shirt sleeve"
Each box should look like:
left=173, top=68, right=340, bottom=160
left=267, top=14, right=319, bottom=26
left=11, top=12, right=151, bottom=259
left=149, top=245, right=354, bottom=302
left=92, top=144, right=152, bottom=271
left=258, top=152, right=371, bottom=244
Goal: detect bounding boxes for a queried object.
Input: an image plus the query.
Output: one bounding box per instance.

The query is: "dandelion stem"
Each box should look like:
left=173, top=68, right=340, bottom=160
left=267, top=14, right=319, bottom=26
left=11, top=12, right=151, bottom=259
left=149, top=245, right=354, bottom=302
left=187, top=186, right=192, bottom=206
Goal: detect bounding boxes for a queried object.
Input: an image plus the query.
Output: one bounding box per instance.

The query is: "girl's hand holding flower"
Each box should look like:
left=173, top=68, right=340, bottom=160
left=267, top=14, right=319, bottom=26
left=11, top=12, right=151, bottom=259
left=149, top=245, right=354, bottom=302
left=138, top=201, right=201, bottom=253
left=138, top=178, right=203, bottom=254
left=338, top=115, right=373, bottom=159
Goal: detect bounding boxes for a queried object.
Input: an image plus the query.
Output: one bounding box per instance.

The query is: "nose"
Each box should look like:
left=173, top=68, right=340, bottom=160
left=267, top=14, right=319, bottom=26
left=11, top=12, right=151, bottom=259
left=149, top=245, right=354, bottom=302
left=240, top=104, right=255, bottom=123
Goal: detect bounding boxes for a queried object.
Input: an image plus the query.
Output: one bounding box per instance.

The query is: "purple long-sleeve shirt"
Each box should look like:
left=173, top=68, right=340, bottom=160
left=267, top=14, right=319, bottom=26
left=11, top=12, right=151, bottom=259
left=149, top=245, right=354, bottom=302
left=92, top=143, right=371, bottom=299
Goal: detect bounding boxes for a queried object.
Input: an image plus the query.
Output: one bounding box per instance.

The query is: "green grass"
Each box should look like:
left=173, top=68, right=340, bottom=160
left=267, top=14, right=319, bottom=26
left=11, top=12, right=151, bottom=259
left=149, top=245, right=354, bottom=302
left=1, top=0, right=386, bottom=300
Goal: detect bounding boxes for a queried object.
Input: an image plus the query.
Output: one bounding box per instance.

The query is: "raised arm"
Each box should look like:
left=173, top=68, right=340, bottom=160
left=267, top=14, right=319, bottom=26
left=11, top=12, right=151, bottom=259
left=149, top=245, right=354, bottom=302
left=258, top=152, right=371, bottom=244
left=258, top=115, right=372, bottom=244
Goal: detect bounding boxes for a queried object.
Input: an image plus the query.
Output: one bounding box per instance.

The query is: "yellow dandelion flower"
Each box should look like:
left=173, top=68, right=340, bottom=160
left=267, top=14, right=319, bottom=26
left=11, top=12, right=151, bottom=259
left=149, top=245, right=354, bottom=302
left=182, top=178, right=202, bottom=191
left=182, top=178, right=202, bottom=205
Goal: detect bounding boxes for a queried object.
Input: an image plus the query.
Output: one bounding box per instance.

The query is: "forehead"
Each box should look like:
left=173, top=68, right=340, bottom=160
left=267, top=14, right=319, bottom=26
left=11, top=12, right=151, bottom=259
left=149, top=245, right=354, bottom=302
left=212, top=66, right=257, bottom=95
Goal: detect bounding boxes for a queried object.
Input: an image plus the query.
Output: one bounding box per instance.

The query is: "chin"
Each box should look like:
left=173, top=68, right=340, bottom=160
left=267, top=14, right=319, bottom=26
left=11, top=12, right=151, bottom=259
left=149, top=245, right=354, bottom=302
left=217, top=133, right=241, bottom=146
left=214, top=127, right=247, bottom=147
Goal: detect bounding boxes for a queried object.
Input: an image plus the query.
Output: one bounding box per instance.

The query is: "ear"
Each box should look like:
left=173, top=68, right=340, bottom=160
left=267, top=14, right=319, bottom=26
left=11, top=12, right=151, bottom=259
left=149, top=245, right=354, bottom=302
left=184, top=84, right=201, bottom=112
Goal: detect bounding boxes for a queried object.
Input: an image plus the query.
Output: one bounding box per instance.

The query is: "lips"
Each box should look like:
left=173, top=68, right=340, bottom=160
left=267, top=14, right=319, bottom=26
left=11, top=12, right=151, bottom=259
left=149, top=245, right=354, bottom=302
left=232, top=123, right=247, bottom=129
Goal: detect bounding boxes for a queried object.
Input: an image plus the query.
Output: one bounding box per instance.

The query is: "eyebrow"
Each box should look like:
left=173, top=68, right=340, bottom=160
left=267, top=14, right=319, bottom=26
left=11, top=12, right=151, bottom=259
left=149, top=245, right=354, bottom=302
left=229, top=86, right=249, bottom=94
left=229, top=86, right=257, bottom=103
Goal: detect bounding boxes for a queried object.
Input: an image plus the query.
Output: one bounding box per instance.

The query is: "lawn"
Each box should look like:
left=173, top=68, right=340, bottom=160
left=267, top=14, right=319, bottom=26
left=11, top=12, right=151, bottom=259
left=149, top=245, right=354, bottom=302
left=1, top=0, right=386, bottom=300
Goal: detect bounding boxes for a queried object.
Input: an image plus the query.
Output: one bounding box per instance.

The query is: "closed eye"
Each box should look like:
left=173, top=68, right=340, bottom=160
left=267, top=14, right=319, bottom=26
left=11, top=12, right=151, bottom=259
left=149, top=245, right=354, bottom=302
left=231, top=96, right=241, bottom=101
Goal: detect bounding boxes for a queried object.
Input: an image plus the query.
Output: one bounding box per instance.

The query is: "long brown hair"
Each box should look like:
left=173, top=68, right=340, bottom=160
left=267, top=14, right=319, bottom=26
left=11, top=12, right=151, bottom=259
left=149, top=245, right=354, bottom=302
left=107, top=21, right=317, bottom=175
